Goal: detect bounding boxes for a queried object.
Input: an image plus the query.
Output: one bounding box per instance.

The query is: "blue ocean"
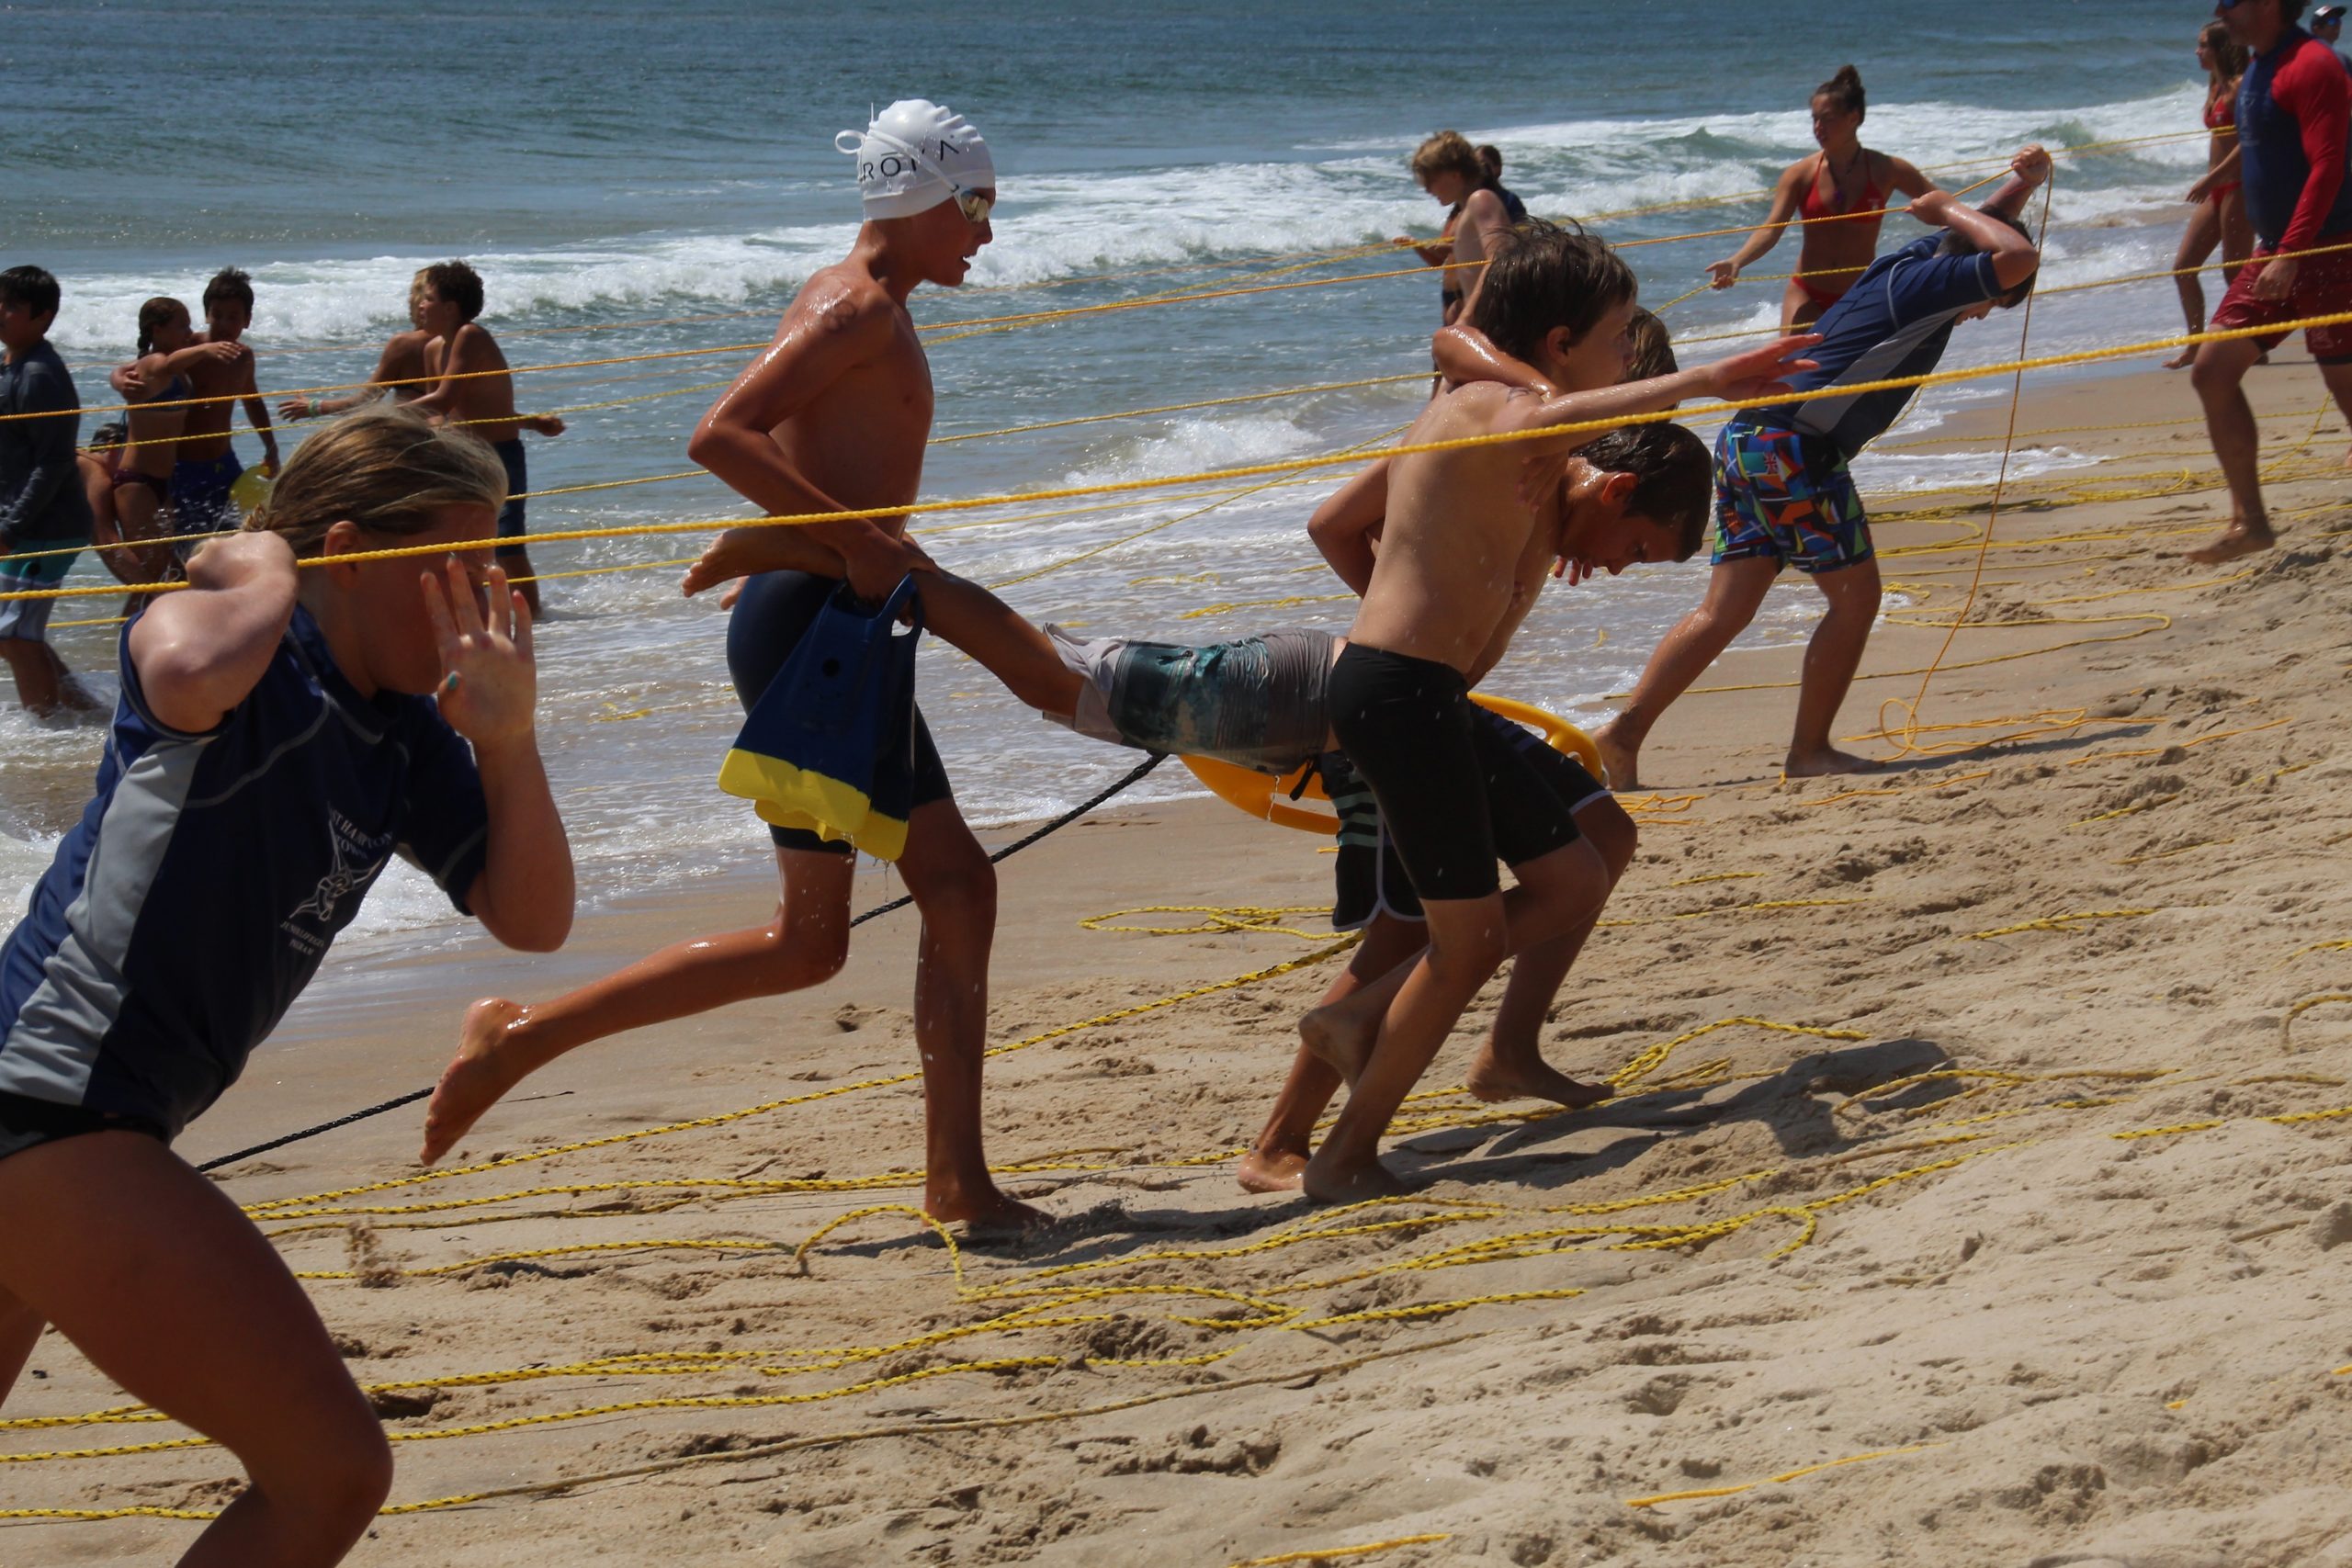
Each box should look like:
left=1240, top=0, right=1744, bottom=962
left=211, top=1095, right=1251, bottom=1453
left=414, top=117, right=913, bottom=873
left=1, top=0, right=2227, bottom=946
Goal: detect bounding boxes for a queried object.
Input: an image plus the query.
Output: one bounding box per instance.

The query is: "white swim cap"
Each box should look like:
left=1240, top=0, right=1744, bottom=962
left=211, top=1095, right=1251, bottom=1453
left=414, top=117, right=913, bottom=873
left=834, top=99, right=994, bottom=220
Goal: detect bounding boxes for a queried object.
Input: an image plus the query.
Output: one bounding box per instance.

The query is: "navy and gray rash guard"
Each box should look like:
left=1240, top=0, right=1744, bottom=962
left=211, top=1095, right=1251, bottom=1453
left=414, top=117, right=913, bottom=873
left=1747, top=232, right=2004, bottom=461
left=0, top=605, right=490, bottom=1138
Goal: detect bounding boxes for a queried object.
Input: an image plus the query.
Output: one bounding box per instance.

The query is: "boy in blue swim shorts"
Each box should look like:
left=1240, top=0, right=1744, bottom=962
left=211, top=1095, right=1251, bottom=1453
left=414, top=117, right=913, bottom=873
left=1592, top=144, right=2052, bottom=791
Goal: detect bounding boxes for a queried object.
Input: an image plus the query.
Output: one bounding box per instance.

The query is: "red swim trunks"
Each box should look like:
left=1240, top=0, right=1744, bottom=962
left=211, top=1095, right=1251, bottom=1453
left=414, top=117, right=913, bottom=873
left=2210, top=234, right=2352, bottom=363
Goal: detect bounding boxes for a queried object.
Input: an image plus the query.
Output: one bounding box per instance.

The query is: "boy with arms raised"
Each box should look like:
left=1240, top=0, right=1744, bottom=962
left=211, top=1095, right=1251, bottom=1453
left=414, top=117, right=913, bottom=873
left=401, top=261, right=566, bottom=614
left=420, top=102, right=1043, bottom=1231
left=1593, top=146, right=2050, bottom=789
left=1292, top=223, right=1815, bottom=1201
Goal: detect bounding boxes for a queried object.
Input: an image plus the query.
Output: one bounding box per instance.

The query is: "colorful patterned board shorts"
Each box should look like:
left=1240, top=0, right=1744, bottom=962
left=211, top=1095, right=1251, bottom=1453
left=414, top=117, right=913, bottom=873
left=2210, top=237, right=2352, bottom=364
left=1710, top=421, right=1873, bottom=576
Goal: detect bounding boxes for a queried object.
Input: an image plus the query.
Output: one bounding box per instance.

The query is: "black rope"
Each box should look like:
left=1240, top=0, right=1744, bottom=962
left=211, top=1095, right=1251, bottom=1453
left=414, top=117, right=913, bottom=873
left=847, top=751, right=1167, bottom=928
left=196, top=751, right=1170, bottom=1175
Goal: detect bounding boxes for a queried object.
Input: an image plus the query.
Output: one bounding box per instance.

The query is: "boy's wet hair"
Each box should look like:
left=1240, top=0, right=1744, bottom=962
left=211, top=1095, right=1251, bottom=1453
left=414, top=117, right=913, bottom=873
left=422, top=260, right=486, bottom=323
left=1938, top=209, right=2038, bottom=308
left=245, top=405, right=507, bottom=558
left=1582, top=422, right=1713, bottom=562
left=0, top=265, right=62, bottom=320
left=89, top=421, right=128, bottom=449
left=136, top=296, right=187, bottom=356
left=1815, top=64, right=1866, bottom=119
left=202, top=266, right=254, bottom=315
left=1466, top=218, right=1637, bottom=362
left=1624, top=308, right=1677, bottom=381
left=1410, top=130, right=1483, bottom=185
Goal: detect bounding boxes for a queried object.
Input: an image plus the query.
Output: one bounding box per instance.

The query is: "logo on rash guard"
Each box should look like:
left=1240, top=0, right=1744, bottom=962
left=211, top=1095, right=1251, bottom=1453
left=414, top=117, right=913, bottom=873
left=283, top=810, right=392, bottom=953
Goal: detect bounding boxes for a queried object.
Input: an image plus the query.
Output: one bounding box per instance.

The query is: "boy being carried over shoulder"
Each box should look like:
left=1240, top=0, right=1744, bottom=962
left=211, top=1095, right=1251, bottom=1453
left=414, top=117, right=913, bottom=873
left=1301, top=220, right=1816, bottom=1202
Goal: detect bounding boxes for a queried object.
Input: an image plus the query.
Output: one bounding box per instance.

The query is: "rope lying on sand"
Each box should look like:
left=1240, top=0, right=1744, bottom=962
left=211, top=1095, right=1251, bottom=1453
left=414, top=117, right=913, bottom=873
left=192, top=752, right=1169, bottom=1175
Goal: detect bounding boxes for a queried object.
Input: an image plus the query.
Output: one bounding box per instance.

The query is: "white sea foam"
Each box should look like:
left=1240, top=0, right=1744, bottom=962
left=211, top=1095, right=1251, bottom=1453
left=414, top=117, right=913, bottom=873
left=46, top=81, right=2210, bottom=360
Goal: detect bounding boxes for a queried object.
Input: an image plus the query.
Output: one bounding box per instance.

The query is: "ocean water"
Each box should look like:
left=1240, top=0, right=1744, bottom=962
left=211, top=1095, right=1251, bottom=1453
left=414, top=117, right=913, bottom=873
left=1, top=0, right=2228, bottom=950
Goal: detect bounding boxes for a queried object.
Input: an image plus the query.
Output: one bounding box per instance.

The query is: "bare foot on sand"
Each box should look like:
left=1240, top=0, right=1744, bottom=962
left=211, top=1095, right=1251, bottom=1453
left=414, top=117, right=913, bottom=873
left=1464, top=1046, right=1615, bottom=1111
left=1591, top=718, right=1642, bottom=792
left=1237, top=1146, right=1308, bottom=1194
left=1301, top=1149, right=1412, bottom=1204
left=926, top=1181, right=1051, bottom=1236
left=421, top=998, right=533, bottom=1165
left=2187, top=521, right=2277, bottom=566
left=1299, top=1000, right=1379, bottom=1090
left=2163, top=347, right=2198, bottom=370
left=1783, top=745, right=1885, bottom=781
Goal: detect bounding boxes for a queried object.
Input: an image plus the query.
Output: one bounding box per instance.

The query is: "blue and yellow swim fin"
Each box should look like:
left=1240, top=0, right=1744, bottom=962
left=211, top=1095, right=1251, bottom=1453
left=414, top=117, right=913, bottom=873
left=718, top=574, right=923, bottom=862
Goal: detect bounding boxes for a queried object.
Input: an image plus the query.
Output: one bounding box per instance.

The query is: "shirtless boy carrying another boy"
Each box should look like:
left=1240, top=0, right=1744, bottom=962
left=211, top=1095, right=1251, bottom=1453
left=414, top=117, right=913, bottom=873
left=115, top=268, right=279, bottom=546
left=1298, top=222, right=1816, bottom=1201
left=421, top=102, right=1041, bottom=1231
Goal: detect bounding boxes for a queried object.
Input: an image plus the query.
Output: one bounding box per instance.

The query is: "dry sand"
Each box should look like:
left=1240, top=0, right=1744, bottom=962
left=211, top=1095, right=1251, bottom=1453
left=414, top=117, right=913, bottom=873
left=4, top=356, right=2350, bottom=1567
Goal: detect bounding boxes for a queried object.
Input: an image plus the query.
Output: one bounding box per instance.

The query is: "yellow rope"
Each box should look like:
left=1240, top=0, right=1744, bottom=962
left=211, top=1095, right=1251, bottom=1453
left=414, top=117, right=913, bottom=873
left=1626, top=1442, right=1942, bottom=1508
left=24, top=303, right=2352, bottom=605
left=1226, top=1535, right=1453, bottom=1567
left=1962, top=908, right=2157, bottom=941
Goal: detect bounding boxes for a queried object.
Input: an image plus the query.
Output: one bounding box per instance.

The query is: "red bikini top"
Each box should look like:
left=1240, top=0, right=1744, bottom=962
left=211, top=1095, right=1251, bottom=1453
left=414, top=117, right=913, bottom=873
left=1800, top=152, right=1885, bottom=227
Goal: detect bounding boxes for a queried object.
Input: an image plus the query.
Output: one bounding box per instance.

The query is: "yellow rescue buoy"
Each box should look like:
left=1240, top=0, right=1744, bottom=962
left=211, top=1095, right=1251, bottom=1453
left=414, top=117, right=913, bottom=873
left=228, top=466, right=274, bottom=518
left=1181, top=694, right=1600, bottom=834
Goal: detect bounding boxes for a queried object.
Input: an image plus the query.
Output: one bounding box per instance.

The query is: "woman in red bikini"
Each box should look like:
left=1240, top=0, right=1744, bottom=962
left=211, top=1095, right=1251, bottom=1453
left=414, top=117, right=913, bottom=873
left=1705, top=65, right=1938, bottom=331
left=2166, top=20, right=2256, bottom=369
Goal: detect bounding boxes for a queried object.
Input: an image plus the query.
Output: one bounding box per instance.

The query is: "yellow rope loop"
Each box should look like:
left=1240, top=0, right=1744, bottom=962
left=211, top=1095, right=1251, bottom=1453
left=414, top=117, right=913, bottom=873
left=2111, top=1120, right=2226, bottom=1141
left=1596, top=895, right=1872, bottom=931
left=1961, top=908, right=2157, bottom=941
left=2265, top=1103, right=2352, bottom=1126
left=1079, top=906, right=1336, bottom=941
left=1225, top=1534, right=1453, bottom=1567
left=1625, top=1442, right=1943, bottom=1509
left=1607, top=1017, right=1869, bottom=1089
left=792, top=1203, right=966, bottom=1280
left=2283, top=994, right=2352, bottom=1050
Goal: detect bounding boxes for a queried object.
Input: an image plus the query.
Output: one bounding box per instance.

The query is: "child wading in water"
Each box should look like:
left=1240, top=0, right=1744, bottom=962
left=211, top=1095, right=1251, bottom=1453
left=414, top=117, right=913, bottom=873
left=0, top=406, right=572, bottom=1565
left=402, top=261, right=567, bottom=615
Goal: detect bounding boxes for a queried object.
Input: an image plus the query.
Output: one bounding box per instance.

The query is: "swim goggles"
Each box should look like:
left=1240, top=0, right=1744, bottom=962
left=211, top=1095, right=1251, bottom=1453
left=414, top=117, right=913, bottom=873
left=948, top=184, right=995, bottom=226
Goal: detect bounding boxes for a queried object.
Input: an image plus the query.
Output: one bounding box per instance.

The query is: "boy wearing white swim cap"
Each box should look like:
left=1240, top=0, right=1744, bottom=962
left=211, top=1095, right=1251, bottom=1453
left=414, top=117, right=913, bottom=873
left=417, top=101, right=1043, bottom=1235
